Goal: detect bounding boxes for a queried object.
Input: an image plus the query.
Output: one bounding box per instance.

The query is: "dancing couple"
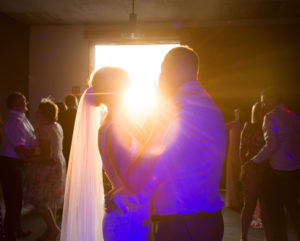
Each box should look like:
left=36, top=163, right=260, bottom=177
left=60, top=46, right=227, bottom=241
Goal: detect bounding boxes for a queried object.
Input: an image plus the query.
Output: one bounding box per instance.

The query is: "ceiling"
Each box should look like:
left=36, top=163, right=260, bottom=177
left=0, top=0, right=299, bottom=25
left=0, top=0, right=222, bottom=25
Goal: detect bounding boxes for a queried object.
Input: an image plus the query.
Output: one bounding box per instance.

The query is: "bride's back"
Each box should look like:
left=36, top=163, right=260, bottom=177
left=99, top=121, right=138, bottom=189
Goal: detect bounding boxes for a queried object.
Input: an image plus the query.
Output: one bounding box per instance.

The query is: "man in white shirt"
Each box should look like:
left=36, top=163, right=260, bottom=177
left=251, top=88, right=300, bottom=241
left=119, top=46, right=227, bottom=241
left=0, top=92, right=35, bottom=241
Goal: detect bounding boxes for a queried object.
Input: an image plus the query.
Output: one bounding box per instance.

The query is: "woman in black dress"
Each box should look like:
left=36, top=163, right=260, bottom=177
left=240, top=102, right=273, bottom=241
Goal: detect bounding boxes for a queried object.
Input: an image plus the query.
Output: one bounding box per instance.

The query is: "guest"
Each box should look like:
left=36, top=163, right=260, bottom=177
left=240, top=102, right=273, bottom=241
left=116, top=46, right=227, bottom=241
left=225, top=108, right=243, bottom=210
left=55, top=102, right=67, bottom=125
left=250, top=88, right=300, bottom=241
left=60, top=94, right=78, bottom=166
left=0, top=92, right=35, bottom=241
left=25, top=99, right=66, bottom=241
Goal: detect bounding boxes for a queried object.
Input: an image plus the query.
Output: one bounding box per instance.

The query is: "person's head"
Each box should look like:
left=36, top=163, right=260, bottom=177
left=234, top=108, right=240, bottom=121
left=6, top=92, right=28, bottom=113
left=56, top=102, right=67, bottom=114
left=159, top=46, right=199, bottom=97
left=36, top=98, right=58, bottom=124
left=260, top=87, right=281, bottom=113
left=251, top=102, right=265, bottom=124
left=65, top=94, right=78, bottom=109
left=55, top=102, right=67, bottom=122
left=89, top=66, right=130, bottom=110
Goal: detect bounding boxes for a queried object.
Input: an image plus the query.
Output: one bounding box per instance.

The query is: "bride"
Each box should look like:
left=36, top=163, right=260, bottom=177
left=60, top=66, right=150, bottom=241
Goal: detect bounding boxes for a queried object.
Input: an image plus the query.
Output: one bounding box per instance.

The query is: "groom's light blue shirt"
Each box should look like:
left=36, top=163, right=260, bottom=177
left=116, top=80, right=227, bottom=215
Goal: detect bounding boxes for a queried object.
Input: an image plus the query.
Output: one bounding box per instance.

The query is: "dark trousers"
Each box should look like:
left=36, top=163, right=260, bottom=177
left=0, top=156, right=23, bottom=241
left=265, top=169, right=300, bottom=241
left=241, top=167, right=274, bottom=241
left=149, top=210, right=224, bottom=241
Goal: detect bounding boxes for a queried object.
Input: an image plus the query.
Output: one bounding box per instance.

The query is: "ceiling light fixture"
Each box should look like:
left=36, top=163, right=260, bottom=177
left=121, top=0, right=144, bottom=40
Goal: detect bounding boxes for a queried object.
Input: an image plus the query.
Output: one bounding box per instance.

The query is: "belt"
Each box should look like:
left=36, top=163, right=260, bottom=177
left=151, top=209, right=221, bottom=222
left=147, top=210, right=222, bottom=241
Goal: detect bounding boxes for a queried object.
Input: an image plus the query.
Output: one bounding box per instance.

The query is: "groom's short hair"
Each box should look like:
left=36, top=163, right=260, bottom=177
left=161, top=46, right=199, bottom=75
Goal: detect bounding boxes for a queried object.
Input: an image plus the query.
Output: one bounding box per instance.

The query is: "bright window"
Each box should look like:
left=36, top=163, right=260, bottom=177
left=94, top=43, right=179, bottom=119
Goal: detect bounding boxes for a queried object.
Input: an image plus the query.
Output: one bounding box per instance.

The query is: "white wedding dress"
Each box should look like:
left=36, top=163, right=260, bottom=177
left=99, top=121, right=150, bottom=241
left=60, top=88, right=149, bottom=241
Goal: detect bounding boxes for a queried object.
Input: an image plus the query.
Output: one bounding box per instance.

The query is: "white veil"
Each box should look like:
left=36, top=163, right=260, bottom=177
left=60, top=87, right=106, bottom=241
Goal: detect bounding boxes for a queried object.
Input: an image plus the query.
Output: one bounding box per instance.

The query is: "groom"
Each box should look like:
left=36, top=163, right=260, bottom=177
left=115, top=46, right=227, bottom=241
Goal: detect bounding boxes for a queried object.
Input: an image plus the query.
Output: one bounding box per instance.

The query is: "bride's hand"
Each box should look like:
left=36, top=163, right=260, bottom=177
left=105, top=190, right=119, bottom=213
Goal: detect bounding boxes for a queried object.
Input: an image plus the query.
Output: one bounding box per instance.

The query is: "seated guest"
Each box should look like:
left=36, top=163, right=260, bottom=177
left=250, top=88, right=300, bottom=241
left=0, top=92, right=35, bottom=241
left=60, top=94, right=78, bottom=166
left=25, top=99, right=66, bottom=241
left=240, top=102, right=273, bottom=241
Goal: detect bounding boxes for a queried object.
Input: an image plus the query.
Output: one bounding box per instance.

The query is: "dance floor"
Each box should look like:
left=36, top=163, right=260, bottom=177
left=9, top=204, right=296, bottom=241
left=0, top=189, right=298, bottom=241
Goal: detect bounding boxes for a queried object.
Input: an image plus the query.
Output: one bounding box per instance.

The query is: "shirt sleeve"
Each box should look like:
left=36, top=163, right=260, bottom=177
left=5, top=119, right=28, bottom=147
left=114, top=117, right=185, bottom=208
left=252, top=114, right=279, bottom=164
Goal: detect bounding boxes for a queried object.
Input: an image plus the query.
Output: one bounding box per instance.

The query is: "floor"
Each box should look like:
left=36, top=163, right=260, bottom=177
left=10, top=205, right=297, bottom=241
left=1, top=190, right=298, bottom=241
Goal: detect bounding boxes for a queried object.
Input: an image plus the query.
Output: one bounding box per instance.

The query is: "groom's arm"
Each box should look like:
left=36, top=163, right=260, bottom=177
left=124, top=113, right=183, bottom=194
left=104, top=122, right=163, bottom=194
left=123, top=121, right=164, bottom=193
left=124, top=100, right=184, bottom=193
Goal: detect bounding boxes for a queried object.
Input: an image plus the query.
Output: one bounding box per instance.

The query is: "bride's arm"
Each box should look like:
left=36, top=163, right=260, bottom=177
left=124, top=99, right=182, bottom=193
left=104, top=125, right=137, bottom=191
left=104, top=122, right=162, bottom=194
left=124, top=118, right=149, bottom=145
left=123, top=115, right=169, bottom=193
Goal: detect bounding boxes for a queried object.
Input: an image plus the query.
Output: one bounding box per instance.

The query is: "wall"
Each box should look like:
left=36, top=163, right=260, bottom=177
left=185, top=24, right=300, bottom=121
left=29, top=25, right=90, bottom=123
left=29, top=22, right=300, bottom=124
left=0, top=13, right=29, bottom=117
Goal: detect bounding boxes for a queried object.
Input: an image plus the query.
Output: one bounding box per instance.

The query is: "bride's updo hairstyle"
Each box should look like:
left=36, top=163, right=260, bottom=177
left=89, top=66, right=130, bottom=106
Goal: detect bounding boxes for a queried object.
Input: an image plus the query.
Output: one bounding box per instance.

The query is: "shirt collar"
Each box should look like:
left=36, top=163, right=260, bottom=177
left=174, top=80, right=203, bottom=98
left=9, top=110, right=26, bottom=118
left=274, top=104, right=284, bottom=110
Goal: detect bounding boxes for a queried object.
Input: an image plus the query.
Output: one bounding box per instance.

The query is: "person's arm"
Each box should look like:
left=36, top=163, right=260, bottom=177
left=112, top=118, right=184, bottom=212
left=14, top=145, right=33, bottom=160
left=26, top=129, right=56, bottom=165
left=5, top=119, right=32, bottom=159
left=123, top=112, right=172, bottom=193
left=252, top=114, right=279, bottom=164
left=105, top=124, right=133, bottom=185
left=104, top=120, right=165, bottom=192
left=124, top=98, right=183, bottom=193
left=124, top=118, right=149, bottom=145
left=239, top=122, right=250, bottom=165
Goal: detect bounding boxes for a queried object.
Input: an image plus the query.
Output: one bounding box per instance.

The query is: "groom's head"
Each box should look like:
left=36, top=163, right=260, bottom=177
left=159, top=46, right=199, bottom=96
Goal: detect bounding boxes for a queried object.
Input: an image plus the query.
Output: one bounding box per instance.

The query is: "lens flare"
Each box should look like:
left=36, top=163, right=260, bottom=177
left=94, top=43, right=179, bottom=122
